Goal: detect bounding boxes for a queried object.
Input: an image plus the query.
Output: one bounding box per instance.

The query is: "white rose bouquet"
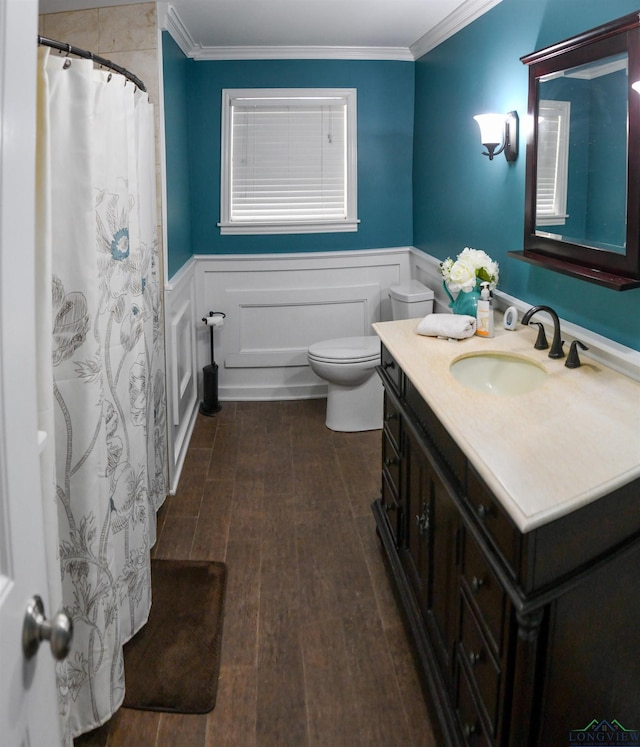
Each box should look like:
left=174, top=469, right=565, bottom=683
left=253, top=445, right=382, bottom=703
left=440, top=247, right=499, bottom=293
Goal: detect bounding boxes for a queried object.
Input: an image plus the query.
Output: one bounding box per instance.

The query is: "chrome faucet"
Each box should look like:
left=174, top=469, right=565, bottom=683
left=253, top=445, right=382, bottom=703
left=521, top=305, right=565, bottom=359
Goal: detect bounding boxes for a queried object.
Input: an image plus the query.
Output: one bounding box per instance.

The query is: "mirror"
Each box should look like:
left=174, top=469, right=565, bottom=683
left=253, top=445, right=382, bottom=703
left=536, top=52, right=628, bottom=253
left=512, top=12, right=640, bottom=290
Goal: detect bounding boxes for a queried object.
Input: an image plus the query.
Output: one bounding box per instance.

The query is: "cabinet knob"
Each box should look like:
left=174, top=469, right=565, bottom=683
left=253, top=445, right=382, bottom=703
left=468, top=650, right=482, bottom=667
left=464, top=722, right=478, bottom=738
left=384, top=412, right=397, bottom=422
left=415, top=505, right=430, bottom=536
left=477, top=504, right=490, bottom=520
left=471, top=576, right=484, bottom=594
left=384, top=457, right=398, bottom=467
left=382, top=360, right=395, bottom=370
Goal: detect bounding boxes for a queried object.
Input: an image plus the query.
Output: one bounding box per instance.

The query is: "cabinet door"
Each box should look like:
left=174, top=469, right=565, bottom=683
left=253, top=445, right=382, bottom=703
left=428, top=467, right=461, bottom=676
left=402, top=425, right=430, bottom=617
left=402, top=425, right=460, bottom=679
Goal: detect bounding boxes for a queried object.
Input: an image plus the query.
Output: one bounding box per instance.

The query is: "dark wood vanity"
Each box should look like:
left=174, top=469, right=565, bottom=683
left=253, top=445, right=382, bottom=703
left=373, top=343, right=640, bottom=746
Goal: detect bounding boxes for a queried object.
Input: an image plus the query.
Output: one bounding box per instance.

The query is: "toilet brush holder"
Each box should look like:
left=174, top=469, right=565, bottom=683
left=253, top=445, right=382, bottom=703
left=199, top=311, right=225, bottom=416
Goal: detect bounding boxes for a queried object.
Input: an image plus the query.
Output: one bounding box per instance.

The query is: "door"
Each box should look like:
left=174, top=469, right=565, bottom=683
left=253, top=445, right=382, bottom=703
left=0, top=0, right=63, bottom=744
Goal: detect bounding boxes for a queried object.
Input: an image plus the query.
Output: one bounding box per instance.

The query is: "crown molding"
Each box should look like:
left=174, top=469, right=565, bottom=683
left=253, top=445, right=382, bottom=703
left=189, top=44, right=414, bottom=61
left=157, top=2, right=197, bottom=58
left=159, top=0, right=500, bottom=63
left=411, top=0, right=503, bottom=59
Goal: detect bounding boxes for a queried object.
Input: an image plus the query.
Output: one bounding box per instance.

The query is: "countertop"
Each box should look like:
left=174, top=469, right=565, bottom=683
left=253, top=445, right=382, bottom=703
left=373, top=316, right=640, bottom=533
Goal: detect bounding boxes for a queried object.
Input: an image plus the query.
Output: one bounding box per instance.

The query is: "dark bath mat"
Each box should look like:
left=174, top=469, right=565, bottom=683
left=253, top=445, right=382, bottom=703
left=123, top=558, right=227, bottom=713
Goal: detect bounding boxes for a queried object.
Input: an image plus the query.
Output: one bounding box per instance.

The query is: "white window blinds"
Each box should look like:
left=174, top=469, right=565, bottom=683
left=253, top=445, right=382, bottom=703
left=219, top=89, right=358, bottom=235
left=536, top=100, right=570, bottom=226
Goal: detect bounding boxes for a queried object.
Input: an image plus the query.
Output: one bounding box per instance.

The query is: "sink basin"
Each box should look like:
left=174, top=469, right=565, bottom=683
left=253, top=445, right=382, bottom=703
left=450, top=351, right=547, bottom=396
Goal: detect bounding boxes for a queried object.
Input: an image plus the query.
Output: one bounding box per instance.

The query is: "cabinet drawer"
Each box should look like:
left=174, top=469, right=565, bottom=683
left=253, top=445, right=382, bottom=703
left=466, top=466, right=521, bottom=578
left=460, top=595, right=501, bottom=736
left=380, top=345, right=401, bottom=395
left=457, top=663, right=493, bottom=747
left=383, top=394, right=400, bottom=451
left=462, top=532, right=507, bottom=656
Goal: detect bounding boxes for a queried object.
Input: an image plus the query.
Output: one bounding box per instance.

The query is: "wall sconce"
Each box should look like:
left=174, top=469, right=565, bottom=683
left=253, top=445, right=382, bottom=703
left=473, top=111, right=519, bottom=161
left=632, top=81, right=640, bottom=93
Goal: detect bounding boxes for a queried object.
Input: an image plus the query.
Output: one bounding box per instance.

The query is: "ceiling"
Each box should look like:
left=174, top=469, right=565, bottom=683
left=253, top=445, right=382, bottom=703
left=38, top=0, right=502, bottom=60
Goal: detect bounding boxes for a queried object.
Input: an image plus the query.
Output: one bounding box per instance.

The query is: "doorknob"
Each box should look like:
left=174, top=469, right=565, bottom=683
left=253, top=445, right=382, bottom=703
left=22, top=595, right=73, bottom=660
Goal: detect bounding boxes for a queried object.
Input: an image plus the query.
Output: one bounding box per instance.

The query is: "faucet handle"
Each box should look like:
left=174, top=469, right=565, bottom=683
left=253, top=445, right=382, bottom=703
left=530, top=322, right=549, bottom=350
left=565, top=340, right=589, bottom=368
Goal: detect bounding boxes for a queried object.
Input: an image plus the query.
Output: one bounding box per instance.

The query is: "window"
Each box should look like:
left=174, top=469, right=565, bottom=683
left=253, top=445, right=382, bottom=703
left=535, top=99, right=570, bottom=226
left=219, top=89, right=358, bottom=235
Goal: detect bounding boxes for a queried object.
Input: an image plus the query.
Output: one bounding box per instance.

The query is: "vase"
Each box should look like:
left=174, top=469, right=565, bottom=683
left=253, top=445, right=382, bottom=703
left=443, top=280, right=482, bottom=317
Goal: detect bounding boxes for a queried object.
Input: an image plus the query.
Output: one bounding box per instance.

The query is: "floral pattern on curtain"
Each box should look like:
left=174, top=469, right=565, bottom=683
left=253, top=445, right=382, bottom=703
left=36, top=49, right=167, bottom=743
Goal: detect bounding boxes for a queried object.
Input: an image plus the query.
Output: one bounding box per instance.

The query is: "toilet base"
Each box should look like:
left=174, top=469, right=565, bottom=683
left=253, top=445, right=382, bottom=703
left=325, top=373, right=383, bottom=432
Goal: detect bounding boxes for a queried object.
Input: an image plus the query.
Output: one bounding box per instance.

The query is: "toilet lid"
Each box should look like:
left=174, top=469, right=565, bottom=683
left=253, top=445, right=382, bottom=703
left=308, top=335, right=381, bottom=364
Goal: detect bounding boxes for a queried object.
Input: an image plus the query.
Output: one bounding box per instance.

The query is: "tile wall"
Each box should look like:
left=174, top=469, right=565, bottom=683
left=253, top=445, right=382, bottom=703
left=38, top=2, right=164, bottom=271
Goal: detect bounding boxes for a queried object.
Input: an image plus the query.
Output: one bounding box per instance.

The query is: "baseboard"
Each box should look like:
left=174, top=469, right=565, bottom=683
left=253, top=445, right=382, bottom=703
left=220, top=386, right=327, bottom=401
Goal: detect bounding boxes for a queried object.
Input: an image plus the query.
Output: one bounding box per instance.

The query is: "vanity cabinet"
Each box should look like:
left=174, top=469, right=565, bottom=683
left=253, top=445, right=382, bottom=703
left=402, top=419, right=460, bottom=684
left=373, top=345, right=640, bottom=747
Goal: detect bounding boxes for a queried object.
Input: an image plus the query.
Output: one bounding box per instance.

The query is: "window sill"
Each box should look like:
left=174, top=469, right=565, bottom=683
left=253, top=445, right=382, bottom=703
left=218, top=220, right=360, bottom=236
left=535, top=217, right=567, bottom=227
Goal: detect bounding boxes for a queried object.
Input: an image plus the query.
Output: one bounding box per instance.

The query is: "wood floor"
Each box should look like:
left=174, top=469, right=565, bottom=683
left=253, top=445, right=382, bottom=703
left=75, top=400, right=435, bottom=747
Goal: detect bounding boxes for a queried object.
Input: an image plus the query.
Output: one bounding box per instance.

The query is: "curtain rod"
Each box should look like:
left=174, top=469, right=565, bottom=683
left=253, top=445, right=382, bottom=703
left=37, top=35, right=147, bottom=93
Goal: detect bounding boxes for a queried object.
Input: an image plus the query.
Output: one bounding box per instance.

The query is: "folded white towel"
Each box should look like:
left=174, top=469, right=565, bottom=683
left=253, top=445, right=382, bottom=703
left=416, top=313, right=476, bottom=339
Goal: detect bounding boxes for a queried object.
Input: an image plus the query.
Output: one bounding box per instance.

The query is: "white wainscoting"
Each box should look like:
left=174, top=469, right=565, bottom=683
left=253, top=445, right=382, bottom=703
left=195, top=248, right=413, bottom=400
left=223, top=283, right=382, bottom=369
left=411, top=247, right=452, bottom=313
left=164, top=257, right=199, bottom=493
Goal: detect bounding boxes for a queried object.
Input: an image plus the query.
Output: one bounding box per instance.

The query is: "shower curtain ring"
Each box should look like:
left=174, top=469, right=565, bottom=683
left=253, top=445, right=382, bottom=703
left=65, top=43, right=71, bottom=57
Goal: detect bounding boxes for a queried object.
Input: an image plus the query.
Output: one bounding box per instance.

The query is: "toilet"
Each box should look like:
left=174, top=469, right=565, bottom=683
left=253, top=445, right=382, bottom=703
left=307, top=280, right=434, bottom=431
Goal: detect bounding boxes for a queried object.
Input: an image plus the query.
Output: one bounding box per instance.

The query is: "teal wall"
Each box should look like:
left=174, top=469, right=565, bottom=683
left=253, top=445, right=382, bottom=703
left=184, top=58, right=415, bottom=255
left=162, top=0, right=640, bottom=349
left=162, top=33, right=193, bottom=279
left=413, top=0, right=640, bottom=348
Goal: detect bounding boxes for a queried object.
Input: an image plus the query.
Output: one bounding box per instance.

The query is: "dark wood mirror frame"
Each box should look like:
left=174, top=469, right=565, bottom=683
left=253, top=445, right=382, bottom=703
left=509, top=11, right=640, bottom=290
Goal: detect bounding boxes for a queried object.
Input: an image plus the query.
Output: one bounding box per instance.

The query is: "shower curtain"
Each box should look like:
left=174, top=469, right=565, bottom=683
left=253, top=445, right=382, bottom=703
left=35, top=48, right=167, bottom=743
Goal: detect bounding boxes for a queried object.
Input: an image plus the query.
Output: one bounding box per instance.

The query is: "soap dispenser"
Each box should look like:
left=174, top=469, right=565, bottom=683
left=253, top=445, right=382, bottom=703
left=476, top=282, right=494, bottom=338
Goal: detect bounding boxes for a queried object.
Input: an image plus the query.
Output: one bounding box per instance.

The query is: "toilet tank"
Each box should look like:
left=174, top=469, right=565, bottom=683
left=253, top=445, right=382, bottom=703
left=389, top=280, right=434, bottom=320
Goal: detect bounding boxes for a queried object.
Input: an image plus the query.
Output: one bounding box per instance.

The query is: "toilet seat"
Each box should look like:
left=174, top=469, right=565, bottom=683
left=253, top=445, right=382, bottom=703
left=308, top=335, right=380, bottom=365
left=306, top=280, right=433, bottom=432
